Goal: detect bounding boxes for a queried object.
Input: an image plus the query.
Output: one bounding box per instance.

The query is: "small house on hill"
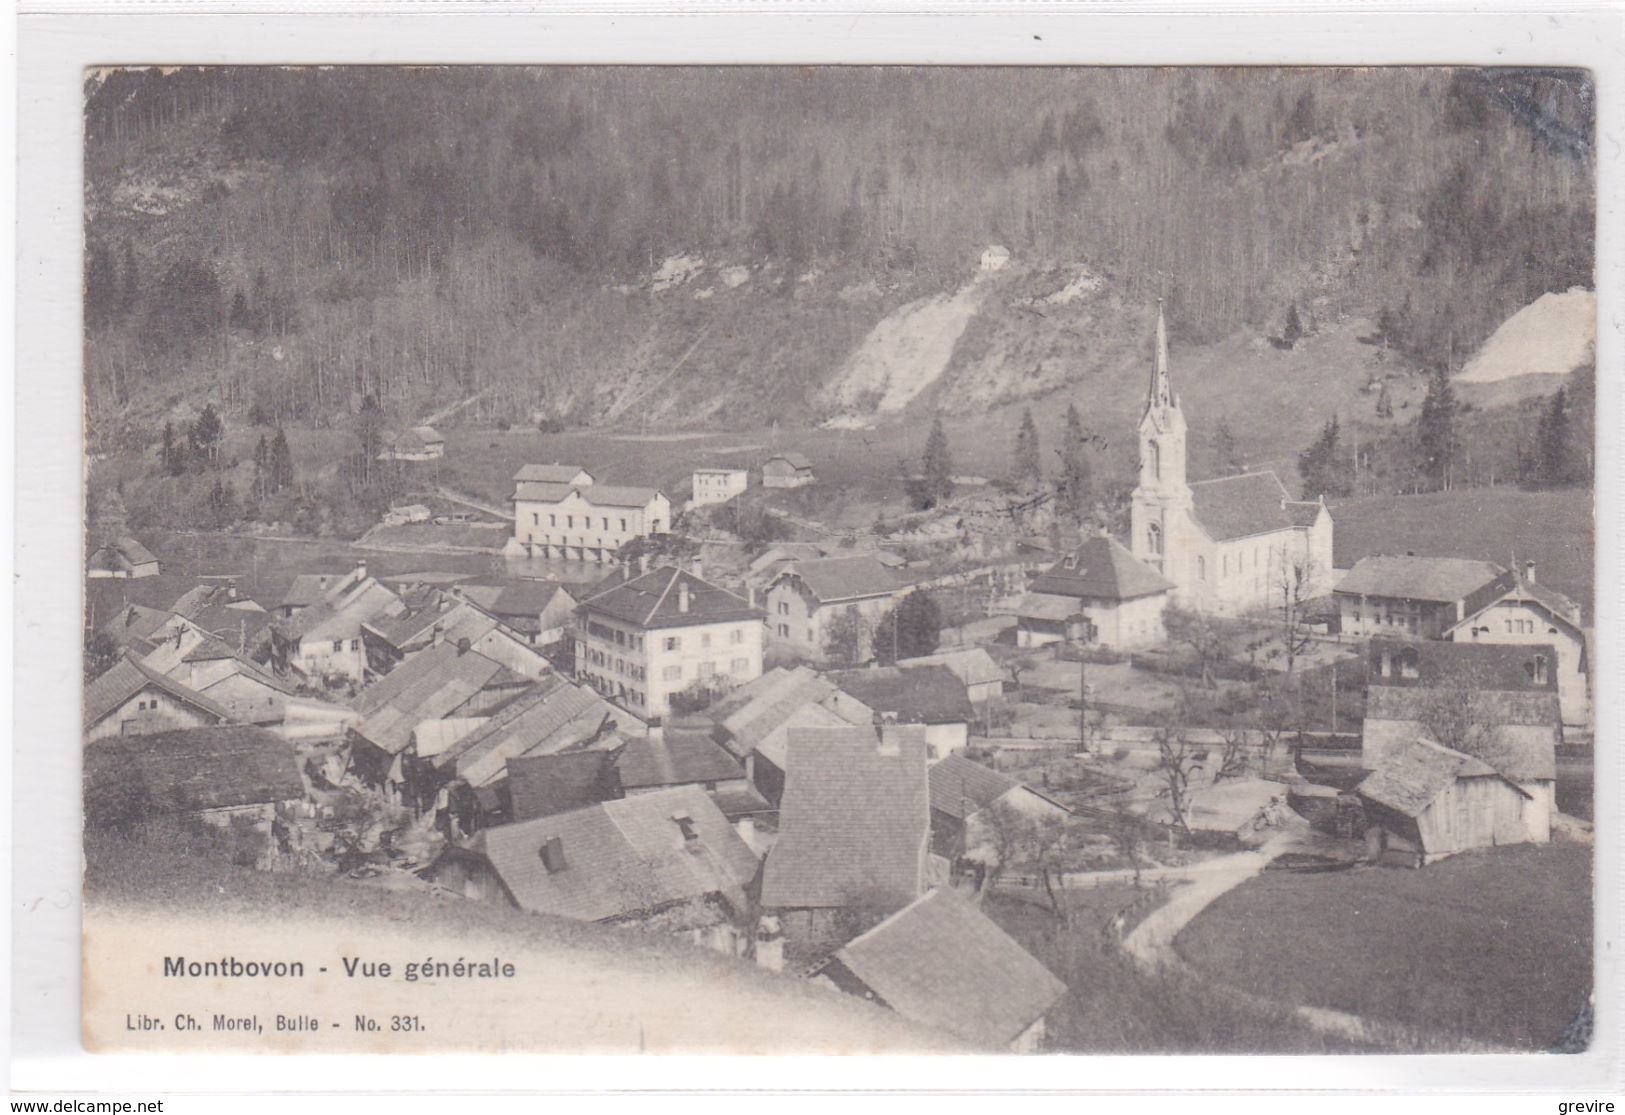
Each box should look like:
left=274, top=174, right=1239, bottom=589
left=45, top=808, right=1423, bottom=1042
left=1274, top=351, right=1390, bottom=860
left=377, top=425, right=445, bottom=462
left=762, top=452, right=816, bottom=489
left=766, top=555, right=907, bottom=662
left=1357, top=736, right=1542, bottom=866
left=812, top=888, right=1066, bottom=1052
left=87, top=536, right=161, bottom=580
left=453, top=578, right=578, bottom=647
left=84, top=652, right=231, bottom=742
left=435, top=785, right=760, bottom=952
left=927, top=753, right=1068, bottom=859
left=759, top=725, right=932, bottom=963
left=1015, top=533, right=1172, bottom=651
left=828, top=665, right=974, bottom=761
left=84, top=726, right=304, bottom=866
left=690, top=467, right=750, bottom=509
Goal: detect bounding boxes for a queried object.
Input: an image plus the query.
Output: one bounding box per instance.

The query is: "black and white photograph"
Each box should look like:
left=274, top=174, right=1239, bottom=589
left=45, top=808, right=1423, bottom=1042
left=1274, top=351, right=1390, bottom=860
left=71, top=61, right=1598, bottom=1058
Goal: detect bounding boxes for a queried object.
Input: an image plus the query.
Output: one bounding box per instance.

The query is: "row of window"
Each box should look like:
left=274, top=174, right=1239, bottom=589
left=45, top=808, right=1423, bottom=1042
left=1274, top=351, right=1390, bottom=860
left=326, top=638, right=361, bottom=653
left=581, top=647, right=648, bottom=681
left=661, top=658, right=752, bottom=682
left=577, top=621, right=748, bottom=653
left=532, top=512, right=633, bottom=532
left=776, top=623, right=816, bottom=643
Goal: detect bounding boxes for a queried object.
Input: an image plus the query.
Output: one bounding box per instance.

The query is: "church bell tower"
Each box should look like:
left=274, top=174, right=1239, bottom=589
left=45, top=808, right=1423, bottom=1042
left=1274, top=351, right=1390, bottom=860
left=1129, top=301, right=1192, bottom=582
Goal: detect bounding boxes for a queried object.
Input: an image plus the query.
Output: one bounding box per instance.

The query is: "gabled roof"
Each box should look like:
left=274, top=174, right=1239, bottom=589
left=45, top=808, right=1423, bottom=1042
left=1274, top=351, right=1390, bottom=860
left=748, top=543, right=833, bottom=574
left=280, top=571, right=351, bottom=609
left=463, top=785, right=759, bottom=922
left=897, top=647, right=1005, bottom=690
left=1284, top=500, right=1324, bottom=528
left=581, top=484, right=665, bottom=509
left=410, top=717, right=489, bottom=760
left=100, top=603, right=181, bottom=649
left=85, top=726, right=304, bottom=816
left=580, top=566, right=762, bottom=630
left=776, top=555, right=905, bottom=604
left=928, top=754, right=1023, bottom=821
left=351, top=642, right=525, bottom=757
left=1450, top=572, right=1586, bottom=630
left=1367, top=638, right=1560, bottom=692
left=456, top=578, right=572, bottom=619
left=513, top=464, right=593, bottom=485
left=1357, top=736, right=1525, bottom=818
left=765, top=451, right=813, bottom=470
left=759, top=725, right=930, bottom=910
left=1363, top=686, right=1559, bottom=782
left=437, top=677, right=617, bottom=787
left=1334, top=554, right=1509, bottom=604
left=829, top=665, right=974, bottom=726
left=1029, top=534, right=1173, bottom=602
left=282, top=580, right=403, bottom=642
left=511, top=480, right=578, bottom=503
left=823, top=888, right=1066, bottom=1047
left=506, top=751, right=619, bottom=822
left=411, top=425, right=444, bottom=444
left=616, top=722, right=745, bottom=791
left=1014, top=592, right=1084, bottom=624
left=89, top=536, right=160, bottom=574
left=83, top=653, right=231, bottom=731
left=1188, top=471, right=1302, bottom=542
left=707, top=666, right=847, bottom=764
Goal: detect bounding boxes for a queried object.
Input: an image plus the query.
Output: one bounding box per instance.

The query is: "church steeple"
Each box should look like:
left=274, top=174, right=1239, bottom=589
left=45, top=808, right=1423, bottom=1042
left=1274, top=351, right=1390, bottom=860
left=1147, top=299, right=1176, bottom=414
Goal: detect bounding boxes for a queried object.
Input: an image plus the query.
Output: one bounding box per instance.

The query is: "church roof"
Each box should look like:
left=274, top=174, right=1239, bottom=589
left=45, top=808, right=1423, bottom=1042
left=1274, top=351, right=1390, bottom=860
left=1188, top=471, right=1305, bottom=542
left=1029, top=534, right=1173, bottom=601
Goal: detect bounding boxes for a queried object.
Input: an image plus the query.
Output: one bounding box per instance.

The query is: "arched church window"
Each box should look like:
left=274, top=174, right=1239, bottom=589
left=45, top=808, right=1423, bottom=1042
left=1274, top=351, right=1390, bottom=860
left=1147, top=522, right=1163, bottom=555
left=1148, top=440, right=1161, bottom=481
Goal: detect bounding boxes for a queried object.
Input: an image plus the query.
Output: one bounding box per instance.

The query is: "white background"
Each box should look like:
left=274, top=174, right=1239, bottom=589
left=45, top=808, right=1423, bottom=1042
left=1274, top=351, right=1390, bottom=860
left=9, top=0, right=1624, bottom=1101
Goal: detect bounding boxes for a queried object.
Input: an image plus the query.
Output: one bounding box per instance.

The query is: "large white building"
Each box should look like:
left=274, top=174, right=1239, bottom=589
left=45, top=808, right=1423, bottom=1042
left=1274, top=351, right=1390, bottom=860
left=1129, top=303, right=1334, bottom=615
left=690, top=467, right=750, bottom=508
left=574, top=563, right=766, bottom=721
left=510, top=464, right=672, bottom=564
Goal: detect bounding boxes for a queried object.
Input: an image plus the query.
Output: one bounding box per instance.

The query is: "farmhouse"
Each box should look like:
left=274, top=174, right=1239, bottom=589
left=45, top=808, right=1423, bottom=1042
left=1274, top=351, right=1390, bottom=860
left=1358, top=736, right=1542, bottom=866
left=573, top=563, right=765, bottom=721
left=765, top=555, right=907, bottom=662
left=758, top=725, right=932, bottom=963
left=690, top=467, right=750, bottom=508
left=927, top=753, right=1069, bottom=860
left=83, top=652, right=231, bottom=741
left=1128, top=305, right=1334, bottom=615
left=897, top=647, right=1005, bottom=705
left=812, top=888, right=1066, bottom=1052
left=762, top=452, right=816, bottom=489
left=1334, top=554, right=1513, bottom=640
left=704, top=666, right=855, bottom=804
left=376, top=425, right=445, bottom=462
left=435, top=785, right=760, bottom=952
left=827, top=665, right=974, bottom=761
left=87, top=536, right=161, bottom=580
left=453, top=578, right=579, bottom=647
left=1014, top=533, right=1172, bottom=651
left=509, top=464, right=670, bottom=564
left=84, top=726, right=305, bottom=867
left=1441, top=561, right=1590, bottom=727
left=361, top=593, right=552, bottom=681
left=269, top=562, right=405, bottom=685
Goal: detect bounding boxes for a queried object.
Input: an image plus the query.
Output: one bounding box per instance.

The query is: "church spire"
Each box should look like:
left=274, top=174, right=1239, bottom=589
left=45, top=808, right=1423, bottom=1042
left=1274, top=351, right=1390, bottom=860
left=1148, top=299, right=1175, bottom=412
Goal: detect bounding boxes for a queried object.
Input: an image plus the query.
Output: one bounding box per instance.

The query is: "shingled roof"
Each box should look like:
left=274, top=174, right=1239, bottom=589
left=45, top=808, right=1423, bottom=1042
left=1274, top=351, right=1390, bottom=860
left=928, top=753, right=1028, bottom=821
left=439, top=677, right=617, bottom=787
left=1357, top=736, right=1526, bottom=819
left=462, top=785, right=759, bottom=923
left=829, top=665, right=974, bottom=726
left=506, top=751, right=619, bottom=822
left=822, top=888, right=1066, bottom=1048
left=616, top=721, right=745, bottom=792
left=759, top=725, right=930, bottom=910
left=84, top=725, right=304, bottom=818
left=1363, top=685, right=1559, bottom=783
left=83, top=652, right=231, bottom=731
left=1029, top=534, right=1173, bottom=601
left=351, top=642, right=528, bottom=757
left=898, top=647, right=1006, bottom=690
left=1367, top=638, right=1561, bottom=692
left=579, top=565, right=762, bottom=630
left=513, top=464, right=593, bottom=485
left=1188, top=471, right=1308, bottom=542
left=776, top=555, right=905, bottom=604
left=1335, top=554, right=1509, bottom=603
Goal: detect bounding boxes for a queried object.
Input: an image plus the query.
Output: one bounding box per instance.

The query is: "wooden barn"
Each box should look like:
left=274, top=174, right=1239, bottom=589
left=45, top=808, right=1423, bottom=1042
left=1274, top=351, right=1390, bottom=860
left=1357, top=736, right=1539, bottom=867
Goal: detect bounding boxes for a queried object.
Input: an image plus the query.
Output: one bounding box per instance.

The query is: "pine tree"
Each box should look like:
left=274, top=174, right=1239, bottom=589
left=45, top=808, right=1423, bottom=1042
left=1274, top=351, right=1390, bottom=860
left=1012, top=408, right=1042, bottom=489
left=160, top=420, right=183, bottom=477
left=1537, top=387, right=1573, bottom=487
left=252, top=434, right=271, bottom=499
left=1298, top=415, right=1350, bottom=498
left=190, top=403, right=224, bottom=470
left=270, top=428, right=295, bottom=493
left=1417, top=366, right=1459, bottom=491
left=920, top=416, right=954, bottom=509
left=1283, top=303, right=1305, bottom=348
left=1058, top=403, right=1093, bottom=523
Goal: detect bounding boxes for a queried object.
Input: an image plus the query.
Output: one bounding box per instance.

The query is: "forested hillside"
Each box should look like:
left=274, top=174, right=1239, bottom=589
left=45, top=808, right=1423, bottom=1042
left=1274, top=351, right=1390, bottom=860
left=83, top=66, right=1592, bottom=443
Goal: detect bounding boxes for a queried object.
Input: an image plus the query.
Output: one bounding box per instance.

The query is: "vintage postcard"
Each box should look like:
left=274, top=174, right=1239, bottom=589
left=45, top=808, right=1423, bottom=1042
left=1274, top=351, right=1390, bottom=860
left=77, top=64, right=1596, bottom=1057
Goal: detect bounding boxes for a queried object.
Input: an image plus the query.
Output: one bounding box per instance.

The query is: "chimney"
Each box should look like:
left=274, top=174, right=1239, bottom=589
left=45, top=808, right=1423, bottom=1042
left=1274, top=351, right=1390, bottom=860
left=456, top=636, right=472, bottom=656
left=639, top=553, right=650, bottom=576
left=691, top=556, right=703, bottom=582
left=1524, top=560, right=1536, bottom=584
left=431, top=622, right=444, bottom=647
left=748, top=583, right=758, bottom=609
left=678, top=581, right=691, bottom=614
left=355, top=559, right=368, bottom=582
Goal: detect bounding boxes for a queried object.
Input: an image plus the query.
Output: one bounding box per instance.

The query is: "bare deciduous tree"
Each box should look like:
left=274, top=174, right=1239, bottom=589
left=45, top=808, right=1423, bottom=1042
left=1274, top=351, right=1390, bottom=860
left=1275, top=552, right=1322, bottom=676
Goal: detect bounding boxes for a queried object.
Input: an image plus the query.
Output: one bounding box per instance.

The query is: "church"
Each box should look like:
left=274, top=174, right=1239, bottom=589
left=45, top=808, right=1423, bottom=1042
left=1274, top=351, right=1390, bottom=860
left=1128, top=304, right=1334, bottom=616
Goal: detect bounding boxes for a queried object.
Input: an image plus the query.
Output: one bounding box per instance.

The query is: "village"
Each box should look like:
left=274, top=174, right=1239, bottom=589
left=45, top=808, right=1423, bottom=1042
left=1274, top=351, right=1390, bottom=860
left=81, top=306, right=1596, bottom=1055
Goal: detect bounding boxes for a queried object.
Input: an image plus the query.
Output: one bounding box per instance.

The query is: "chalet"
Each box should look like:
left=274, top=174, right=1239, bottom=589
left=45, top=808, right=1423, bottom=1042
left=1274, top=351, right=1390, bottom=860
left=1358, top=737, right=1543, bottom=866
left=761, top=452, right=816, bottom=489
left=87, top=536, right=161, bottom=580
left=573, top=563, right=765, bottom=721
left=1014, top=533, right=1172, bottom=651
left=144, top=633, right=295, bottom=728
left=812, top=888, right=1066, bottom=1052
left=376, top=426, right=445, bottom=462
left=828, top=665, right=974, bottom=761
left=1441, top=561, right=1590, bottom=727
left=690, top=467, right=750, bottom=508
left=269, top=562, right=405, bottom=685
left=1333, top=554, right=1514, bottom=640
left=347, top=640, right=534, bottom=801
left=765, top=555, right=907, bottom=661
left=927, top=753, right=1069, bottom=859
left=83, top=652, right=231, bottom=741
left=435, top=785, right=760, bottom=952
left=897, top=648, right=1005, bottom=705
left=84, top=726, right=305, bottom=867
left=510, top=464, right=670, bottom=564
left=704, top=666, right=854, bottom=804
left=453, top=578, right=578, bottom=647
left=758, top=725, right=931, bottom=963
